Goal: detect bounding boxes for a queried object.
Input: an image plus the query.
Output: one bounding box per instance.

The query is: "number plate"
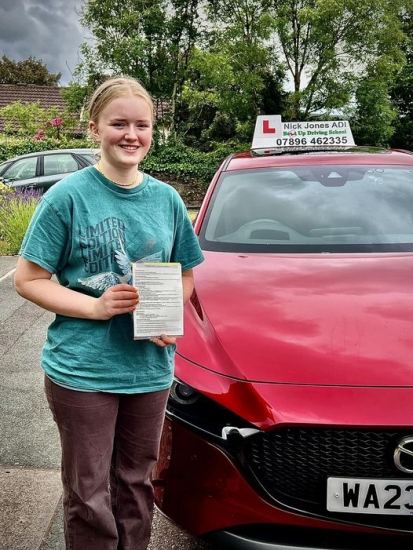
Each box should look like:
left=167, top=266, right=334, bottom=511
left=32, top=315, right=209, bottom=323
left=327, top=477, right=413, bottom=515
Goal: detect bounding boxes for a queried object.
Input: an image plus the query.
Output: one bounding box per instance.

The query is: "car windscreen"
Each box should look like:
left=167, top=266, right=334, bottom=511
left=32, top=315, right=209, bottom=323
left=199, top=165, right=413, bottom=253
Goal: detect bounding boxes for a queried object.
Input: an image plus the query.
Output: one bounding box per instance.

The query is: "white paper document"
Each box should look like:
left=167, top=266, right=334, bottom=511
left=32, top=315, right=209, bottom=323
left=132, top=262, right=183, bottom=340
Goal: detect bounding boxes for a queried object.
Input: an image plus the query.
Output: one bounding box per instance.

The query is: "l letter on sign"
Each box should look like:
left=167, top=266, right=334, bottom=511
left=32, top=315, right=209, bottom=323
left=263, top=120, right=276, bottom=134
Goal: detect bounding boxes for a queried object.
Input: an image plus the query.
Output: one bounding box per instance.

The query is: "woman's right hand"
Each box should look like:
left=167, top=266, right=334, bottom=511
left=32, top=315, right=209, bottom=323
left=93, top=284, right=139, bottom=320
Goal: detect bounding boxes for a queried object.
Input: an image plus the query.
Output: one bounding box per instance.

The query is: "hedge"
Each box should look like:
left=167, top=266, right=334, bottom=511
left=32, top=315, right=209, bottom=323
left=0, top=137, right=250, bottom=189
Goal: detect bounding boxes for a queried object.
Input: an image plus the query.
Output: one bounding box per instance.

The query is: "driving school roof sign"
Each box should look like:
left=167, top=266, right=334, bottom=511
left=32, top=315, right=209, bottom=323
left=251, top=115, right=355, bottom=149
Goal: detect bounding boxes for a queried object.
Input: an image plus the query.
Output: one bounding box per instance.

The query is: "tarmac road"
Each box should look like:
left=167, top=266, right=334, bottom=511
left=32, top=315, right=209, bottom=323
left=0, top=255, right=216, bottom=550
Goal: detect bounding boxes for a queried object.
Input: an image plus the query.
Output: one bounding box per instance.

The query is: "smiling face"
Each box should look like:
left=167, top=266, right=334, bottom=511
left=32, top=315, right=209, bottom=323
left=89, top=93, right=153, bottom=172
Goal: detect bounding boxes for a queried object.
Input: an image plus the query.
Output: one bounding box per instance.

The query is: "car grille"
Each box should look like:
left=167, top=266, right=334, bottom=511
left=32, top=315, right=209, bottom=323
left=242, top=428, right=413, bottom=532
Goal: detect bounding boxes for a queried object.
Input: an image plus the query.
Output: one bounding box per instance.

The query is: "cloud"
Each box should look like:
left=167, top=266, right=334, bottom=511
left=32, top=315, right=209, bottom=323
left=0, top=0, right=86, bottom=85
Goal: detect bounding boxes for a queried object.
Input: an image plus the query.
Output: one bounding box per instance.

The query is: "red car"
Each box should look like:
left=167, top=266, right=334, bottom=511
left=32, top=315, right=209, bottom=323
left=153, top=118, right=413, bottom=549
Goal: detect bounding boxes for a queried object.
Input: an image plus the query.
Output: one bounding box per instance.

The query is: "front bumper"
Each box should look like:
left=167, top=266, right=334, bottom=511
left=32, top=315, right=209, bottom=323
left=153, top=418, right=404, bottom=547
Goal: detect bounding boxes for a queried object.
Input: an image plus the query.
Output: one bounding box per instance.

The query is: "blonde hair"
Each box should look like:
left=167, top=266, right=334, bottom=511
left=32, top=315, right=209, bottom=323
left=88, top=76, right=154, bottom=124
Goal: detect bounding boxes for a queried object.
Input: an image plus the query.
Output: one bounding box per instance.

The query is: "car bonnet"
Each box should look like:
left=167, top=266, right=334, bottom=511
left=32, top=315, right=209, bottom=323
left=179, top=251, right=413, bottom=387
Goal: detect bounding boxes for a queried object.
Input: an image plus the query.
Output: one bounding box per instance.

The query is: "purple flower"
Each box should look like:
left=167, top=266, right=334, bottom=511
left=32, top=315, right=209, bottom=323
left=0, top=187, right=41, bottom=209
left=16, top=187, right=42, bottom=202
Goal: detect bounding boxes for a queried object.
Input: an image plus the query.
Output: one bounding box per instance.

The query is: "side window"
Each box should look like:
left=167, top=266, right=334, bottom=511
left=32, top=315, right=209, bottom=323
left=3, top=157, right=37, bottom=180
left=43, top=154, right=78, bottom=176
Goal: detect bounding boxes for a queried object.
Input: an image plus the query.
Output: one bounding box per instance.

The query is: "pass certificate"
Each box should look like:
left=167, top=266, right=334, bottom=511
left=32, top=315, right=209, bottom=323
left=132, top=262, right=183, bottom=340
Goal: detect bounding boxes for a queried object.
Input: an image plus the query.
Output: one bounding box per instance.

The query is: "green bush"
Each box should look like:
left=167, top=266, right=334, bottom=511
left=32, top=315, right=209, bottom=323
left=0, top=184, right=40, bottom=255
left=142, top=138, right=250, bottom=187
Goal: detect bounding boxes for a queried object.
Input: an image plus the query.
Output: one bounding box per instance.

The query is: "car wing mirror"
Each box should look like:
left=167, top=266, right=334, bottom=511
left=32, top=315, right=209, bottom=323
left=0, top=176, right=13, bottom=185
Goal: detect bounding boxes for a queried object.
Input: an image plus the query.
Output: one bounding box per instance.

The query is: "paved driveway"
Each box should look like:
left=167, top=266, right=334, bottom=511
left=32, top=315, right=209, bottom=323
left=0, top=256, right=215, bottom=550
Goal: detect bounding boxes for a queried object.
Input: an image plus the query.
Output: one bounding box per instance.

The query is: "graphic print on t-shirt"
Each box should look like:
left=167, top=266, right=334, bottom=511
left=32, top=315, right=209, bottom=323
left=77, top=217, right=162, bottom=292
left=79, top=216, right=127, bottom=275
left=78, top=249, right=132, bottom=290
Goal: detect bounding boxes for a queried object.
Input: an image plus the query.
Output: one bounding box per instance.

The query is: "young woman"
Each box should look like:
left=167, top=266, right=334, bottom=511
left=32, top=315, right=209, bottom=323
left=14, top=76, right=204, bottom=549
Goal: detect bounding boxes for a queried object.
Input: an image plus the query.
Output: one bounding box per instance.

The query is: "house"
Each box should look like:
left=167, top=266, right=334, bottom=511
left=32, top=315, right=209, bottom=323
left=0, top=84, right=68, bottom=134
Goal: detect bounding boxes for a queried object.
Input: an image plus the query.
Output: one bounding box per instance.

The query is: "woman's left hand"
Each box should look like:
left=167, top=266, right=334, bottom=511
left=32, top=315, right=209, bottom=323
left=149, top=334, right=176, bottom=348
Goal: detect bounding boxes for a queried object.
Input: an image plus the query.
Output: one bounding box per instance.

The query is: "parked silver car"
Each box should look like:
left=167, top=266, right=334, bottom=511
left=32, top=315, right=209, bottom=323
left=0, top=148, right=99, bottom=192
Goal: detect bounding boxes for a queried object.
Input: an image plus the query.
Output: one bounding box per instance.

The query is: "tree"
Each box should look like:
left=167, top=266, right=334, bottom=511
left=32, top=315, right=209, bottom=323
left=78, top=0, right=202, bottom=134
left=74, top=0, right=412, bottom=147
left=0, top=56, right=61, bottom=86
left=205, top=0, right=282, bottom=116
left=351, top=60, right=398, bottom=146
left=390, top=10, right=413, bottom=149
left=180, top=0, right=285, bottom=144
left=271, top=0, right=408, bottom=121
left=80, top=0, right=169, bottom=89
left=60, top=82, right=90, bottom=114
left=164, top=0, right=202, bottom=135
left=75, top=0, right=286, bottom=144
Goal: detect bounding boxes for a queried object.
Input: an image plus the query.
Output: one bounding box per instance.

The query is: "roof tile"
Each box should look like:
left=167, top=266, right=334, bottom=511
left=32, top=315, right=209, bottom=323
left=0, top=84, right=66, bottom=110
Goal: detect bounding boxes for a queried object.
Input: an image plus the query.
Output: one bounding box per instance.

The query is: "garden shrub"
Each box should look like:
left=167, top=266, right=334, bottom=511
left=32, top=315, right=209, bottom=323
left=142, top=138, right=249, bottom=187
left=0, top=185, right=41, bottom=255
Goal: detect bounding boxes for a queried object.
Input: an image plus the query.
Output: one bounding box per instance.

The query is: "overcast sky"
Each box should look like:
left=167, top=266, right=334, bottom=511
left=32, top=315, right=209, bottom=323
left=0, top=0, right=87, bottom=85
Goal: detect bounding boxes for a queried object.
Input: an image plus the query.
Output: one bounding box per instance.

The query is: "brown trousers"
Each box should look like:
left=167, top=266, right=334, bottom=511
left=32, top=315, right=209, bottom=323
left=45, top=375, right=169, bottom=550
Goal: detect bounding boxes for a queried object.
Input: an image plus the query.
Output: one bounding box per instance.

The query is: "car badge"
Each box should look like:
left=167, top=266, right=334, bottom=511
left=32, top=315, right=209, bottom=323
left=393, top=436, right=413, bottom=473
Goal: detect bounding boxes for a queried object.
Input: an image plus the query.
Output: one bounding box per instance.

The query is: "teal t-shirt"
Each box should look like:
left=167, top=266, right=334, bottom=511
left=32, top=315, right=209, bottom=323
left=20, top=166, right=204, bottom=393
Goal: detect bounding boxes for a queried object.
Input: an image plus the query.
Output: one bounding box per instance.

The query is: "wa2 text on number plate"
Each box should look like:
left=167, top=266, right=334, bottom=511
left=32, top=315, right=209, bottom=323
left=327, top=477, right=413, bottom=515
